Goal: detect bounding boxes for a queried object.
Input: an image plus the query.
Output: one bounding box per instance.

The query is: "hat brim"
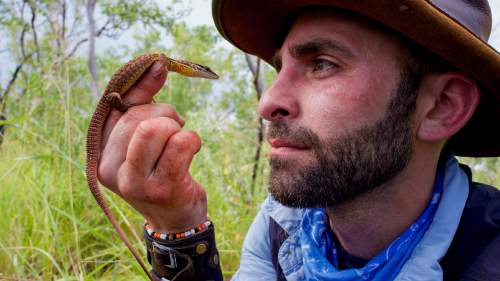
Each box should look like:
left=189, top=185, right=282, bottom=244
left=213, top=0, right=500, bottom=157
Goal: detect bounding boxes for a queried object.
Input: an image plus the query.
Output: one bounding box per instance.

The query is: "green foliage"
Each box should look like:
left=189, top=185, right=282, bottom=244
left=101, top=0, right=187, bottom=36
left=0, top=1, right=273, bottom=279
left=458, top=157, right=500, bottom=185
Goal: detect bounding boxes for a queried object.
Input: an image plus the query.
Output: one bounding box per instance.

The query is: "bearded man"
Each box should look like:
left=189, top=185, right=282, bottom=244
left=97, top=1, right=500, bottom=280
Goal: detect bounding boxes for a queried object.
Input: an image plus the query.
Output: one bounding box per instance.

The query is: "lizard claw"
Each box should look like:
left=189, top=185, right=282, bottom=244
left=106, top=92, right=132, bottom=112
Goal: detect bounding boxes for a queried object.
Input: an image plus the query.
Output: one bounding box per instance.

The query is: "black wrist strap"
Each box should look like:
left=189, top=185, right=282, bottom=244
left=144, top=223, right=223, bottom=281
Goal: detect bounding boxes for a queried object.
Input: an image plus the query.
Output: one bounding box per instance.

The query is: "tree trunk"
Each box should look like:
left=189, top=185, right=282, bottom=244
left=28, top=1, right=41, bottom=64
left=245, top=54, right=266, bottom=199
left=86, top=0, right=99, bottom=99
left=0, top=62, right=25, bottom=145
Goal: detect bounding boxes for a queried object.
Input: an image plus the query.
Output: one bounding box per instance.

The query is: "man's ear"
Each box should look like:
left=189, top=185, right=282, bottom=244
left=417, top=72, right=480, bottom=142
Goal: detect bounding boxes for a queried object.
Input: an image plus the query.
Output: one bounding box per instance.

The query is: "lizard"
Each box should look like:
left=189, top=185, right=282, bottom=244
left=86, top=53, right=219, bottom=280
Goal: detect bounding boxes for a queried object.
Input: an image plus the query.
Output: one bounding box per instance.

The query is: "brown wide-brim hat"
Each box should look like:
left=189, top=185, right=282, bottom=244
left=212, top=0, right=500, bottom=157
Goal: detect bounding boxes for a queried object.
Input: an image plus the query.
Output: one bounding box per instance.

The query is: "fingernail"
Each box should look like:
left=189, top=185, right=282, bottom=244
left=152, top=62, right=167, bottom=80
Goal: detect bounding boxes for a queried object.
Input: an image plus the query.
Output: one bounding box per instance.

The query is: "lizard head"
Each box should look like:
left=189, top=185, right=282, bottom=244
left=171, top=59, right=220, bottom=80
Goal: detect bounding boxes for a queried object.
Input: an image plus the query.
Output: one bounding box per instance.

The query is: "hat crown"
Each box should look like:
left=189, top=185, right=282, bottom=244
left=431, top=0, right=492, bottom=41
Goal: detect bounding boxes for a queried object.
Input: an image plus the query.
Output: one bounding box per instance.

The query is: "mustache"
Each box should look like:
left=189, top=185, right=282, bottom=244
left=266, top=121, right=319, bottom=149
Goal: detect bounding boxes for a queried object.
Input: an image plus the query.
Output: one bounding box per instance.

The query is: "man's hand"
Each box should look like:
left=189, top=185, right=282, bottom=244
left=97, top=61, right=208, bottom=233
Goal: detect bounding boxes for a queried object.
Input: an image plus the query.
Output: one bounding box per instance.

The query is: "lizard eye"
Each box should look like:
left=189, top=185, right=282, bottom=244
left=200, top=65, right=213, bottom=72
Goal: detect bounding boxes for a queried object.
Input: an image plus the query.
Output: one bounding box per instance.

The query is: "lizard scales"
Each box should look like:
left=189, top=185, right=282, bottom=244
left=86, top=53, right=218, bottom=280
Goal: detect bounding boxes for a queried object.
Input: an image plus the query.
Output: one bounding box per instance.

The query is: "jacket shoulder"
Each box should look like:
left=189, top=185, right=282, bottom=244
left=442, top=165, right=500, bottom=281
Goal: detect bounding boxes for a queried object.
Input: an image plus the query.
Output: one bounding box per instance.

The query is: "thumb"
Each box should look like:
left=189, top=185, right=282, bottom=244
left=122, top=57, right=169, bottom=105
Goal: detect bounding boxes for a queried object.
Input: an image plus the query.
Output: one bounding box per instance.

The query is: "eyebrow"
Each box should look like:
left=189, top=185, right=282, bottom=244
left=272, top=38, right=356, bottom=70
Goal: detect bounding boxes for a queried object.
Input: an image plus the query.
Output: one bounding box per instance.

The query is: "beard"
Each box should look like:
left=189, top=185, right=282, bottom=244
left=267, top=69, right=420, bottom=208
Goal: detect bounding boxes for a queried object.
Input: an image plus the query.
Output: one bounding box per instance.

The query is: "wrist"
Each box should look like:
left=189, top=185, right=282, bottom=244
left=145, top=220, right=211, bottom=241
left=147, top=211, right=208, bottom=234
left=146, top=198, right=207, bottom=233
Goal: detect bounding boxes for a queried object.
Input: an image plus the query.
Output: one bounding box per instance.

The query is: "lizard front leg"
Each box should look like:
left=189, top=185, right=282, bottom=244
left=105, top=92, right=134, bottom=112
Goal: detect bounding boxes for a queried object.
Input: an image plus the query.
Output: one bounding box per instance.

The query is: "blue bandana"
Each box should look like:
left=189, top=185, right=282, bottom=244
left=300, top=170, right=444, bottom=281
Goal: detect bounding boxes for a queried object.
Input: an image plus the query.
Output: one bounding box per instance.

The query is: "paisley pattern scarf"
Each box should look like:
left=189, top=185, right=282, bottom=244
left=300, top=170, right=444, bottom=281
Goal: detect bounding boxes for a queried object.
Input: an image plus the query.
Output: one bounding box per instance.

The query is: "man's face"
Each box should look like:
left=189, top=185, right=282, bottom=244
left=259, top=10, right=420, bottom=208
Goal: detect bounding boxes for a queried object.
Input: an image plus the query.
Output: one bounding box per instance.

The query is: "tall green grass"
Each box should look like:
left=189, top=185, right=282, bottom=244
left=1, top=57, right=498, bottom=281
left=0, top=58, right=267, bottom=280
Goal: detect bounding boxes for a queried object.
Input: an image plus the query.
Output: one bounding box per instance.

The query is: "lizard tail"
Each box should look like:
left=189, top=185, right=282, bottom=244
left=86, top=100, right=153, bottom=281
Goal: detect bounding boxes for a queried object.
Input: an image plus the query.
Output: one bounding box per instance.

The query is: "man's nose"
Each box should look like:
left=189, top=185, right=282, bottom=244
left=258, top=74, right=299, bottom=122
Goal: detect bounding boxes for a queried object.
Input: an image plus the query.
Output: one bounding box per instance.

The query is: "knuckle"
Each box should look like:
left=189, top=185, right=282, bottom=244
left=122, top=107, right=145, bottom=124
left=119, top=183, right=139, bottom=201
left=97, top=163, right=113, bottom=187
left=135, top=120, right=158, bottom=139
left=187, top=131, right=202, bottom=150
left=118, top=182, right=133, bottom=198
left=157, top=104, right=176, bottom=116
left=169, top=133, right=192, bottom=151
left=157, top=117, right=181, bottom=136
left=116, top=165, right=139, bottom=198
left=123, top=152, right=147, bottom=177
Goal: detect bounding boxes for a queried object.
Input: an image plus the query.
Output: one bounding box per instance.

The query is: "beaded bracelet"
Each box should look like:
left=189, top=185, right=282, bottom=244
left=144, top=220, right=212, bottom=241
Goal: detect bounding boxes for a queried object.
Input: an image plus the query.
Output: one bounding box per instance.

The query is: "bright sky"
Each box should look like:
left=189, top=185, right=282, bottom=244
left=185, top=0, right=213, bottom=27
left=488, top=0, right=500, bottom=48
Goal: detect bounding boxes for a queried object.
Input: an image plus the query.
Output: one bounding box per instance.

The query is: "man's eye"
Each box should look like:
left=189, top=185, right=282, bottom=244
left=312, top=59, right=337, bottom=72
